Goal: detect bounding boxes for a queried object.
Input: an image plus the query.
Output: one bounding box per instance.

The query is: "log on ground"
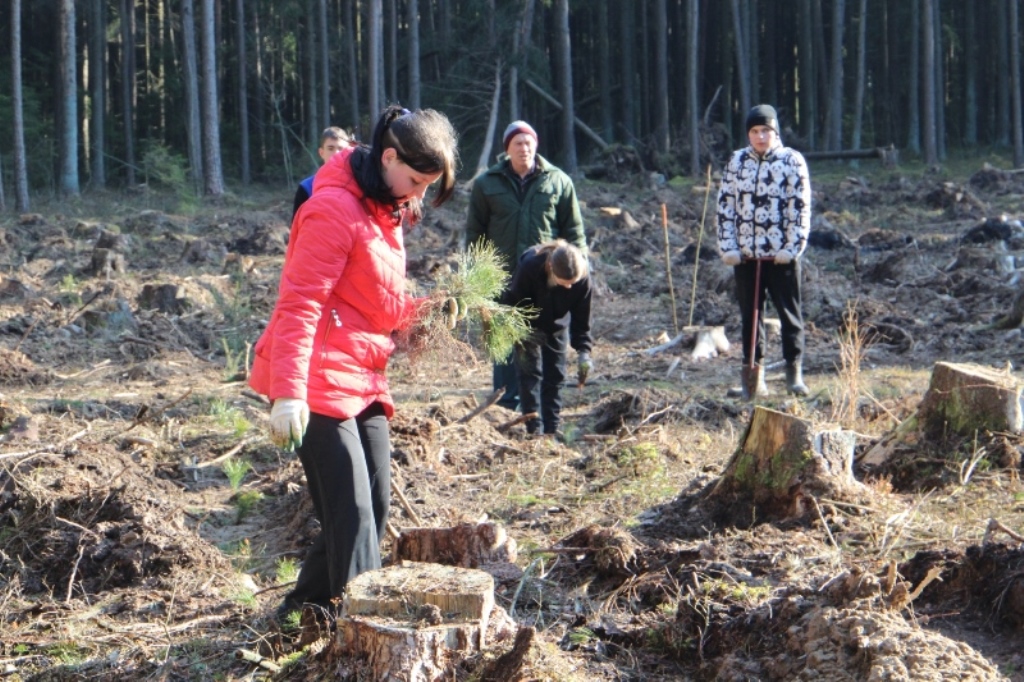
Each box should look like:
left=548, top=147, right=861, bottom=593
left=395, top=521, right=518, bottom=567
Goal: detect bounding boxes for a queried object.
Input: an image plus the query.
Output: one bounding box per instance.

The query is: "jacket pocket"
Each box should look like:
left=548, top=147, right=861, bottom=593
left=318, top=309, right=342, bottom=369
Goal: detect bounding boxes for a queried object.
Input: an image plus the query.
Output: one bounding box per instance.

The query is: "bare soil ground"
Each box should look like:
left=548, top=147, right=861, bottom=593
left=3, top=157, right=1024, bottom=681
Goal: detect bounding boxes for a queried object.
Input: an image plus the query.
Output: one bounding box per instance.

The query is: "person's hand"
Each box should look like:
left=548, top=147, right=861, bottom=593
left=269, top=398, right=309, bottom=450
left=440, top=297, right=459, bottom=329
left=774, top=250, right=794, bottom=265
left=721, top=250, right=742, bottom=266
left=577, top=352, right=594, bottom=385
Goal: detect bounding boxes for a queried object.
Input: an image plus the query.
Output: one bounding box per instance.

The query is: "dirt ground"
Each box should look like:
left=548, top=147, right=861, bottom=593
left=3, top=156, right=1024, bottom=681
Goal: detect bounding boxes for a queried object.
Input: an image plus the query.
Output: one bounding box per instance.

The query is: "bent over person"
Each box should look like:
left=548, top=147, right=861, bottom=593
left=465, top=120, right=587, bottom=411
left=716, top=104, right=811, bottom=399
left=250, top=105, right=459, bottom=621
left=501, top=240, right=592, bottom=436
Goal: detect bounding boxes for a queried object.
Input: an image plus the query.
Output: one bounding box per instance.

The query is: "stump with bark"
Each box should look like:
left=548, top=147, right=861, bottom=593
left=337, top=561, right=499, bottom=681
left=707, top=406, right=859, bottom=524
left=861, top=361, right=1024, bottom=468
left=643, top=325, right=730, bottom=361
left=395, top=521, right=517, bottom=568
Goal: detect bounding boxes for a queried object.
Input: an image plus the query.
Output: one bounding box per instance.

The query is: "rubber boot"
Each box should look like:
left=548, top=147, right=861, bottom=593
left=786, top=361, right=810, bottom=397
left=739, top=365, right=770, bottom=401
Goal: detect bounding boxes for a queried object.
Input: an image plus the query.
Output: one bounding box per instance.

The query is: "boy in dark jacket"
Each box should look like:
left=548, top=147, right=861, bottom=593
left=502, top=240, right=593, bottom=436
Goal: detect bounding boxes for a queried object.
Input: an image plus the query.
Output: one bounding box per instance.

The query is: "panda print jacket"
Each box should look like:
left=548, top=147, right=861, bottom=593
left=716, top=139, right=811, bottom=261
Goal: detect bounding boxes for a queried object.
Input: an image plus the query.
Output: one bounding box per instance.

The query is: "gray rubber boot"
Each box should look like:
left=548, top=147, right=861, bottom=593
left=786, top=362, right=810, bottom=397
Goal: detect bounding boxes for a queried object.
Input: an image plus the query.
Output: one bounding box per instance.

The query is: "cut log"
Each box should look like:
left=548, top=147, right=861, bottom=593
left=709, top=406, right=859, bottom=522
left=643, top=325, right=730, bottom=360
left=338, top=562, right=498, bottom=681
left=395, top=522, right=517, bottom=567
left=802, top=146, right=899, bottom=167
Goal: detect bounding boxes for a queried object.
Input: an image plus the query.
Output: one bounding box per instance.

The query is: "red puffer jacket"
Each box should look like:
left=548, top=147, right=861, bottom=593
left=249, top=147, right=417, bottom=420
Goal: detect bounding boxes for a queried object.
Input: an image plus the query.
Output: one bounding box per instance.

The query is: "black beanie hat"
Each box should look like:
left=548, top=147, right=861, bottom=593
left=745, top=104, right=779, bottom=133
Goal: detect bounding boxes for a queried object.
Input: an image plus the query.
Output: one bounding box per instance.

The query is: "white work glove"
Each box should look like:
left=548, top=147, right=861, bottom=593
left=269, top=398, right=309, bottom=450
left=774, top=250, right=794, bottom=265
left=721, top=250, right=742, bottom=266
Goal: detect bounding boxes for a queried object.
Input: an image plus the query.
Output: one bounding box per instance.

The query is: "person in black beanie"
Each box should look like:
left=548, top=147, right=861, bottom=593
left=716, top=104, right=811, bottom=399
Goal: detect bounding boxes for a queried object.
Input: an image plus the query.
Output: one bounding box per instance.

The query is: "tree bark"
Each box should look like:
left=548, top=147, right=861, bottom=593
left=597, top=0, right=613, bottom=143
left=653, top=0, right=669, bottom=154
left=907, top=0, right=921, bottom=152
left=236, top=0, right=251, bottom=185
left=474, top=63, right=502, bottom=178
left=730, top=0, right=751, bottom=118
left=200, top=0, right=225, bottom=195
left=60, top=0, right=80, bottom=196
left=89, top=0, right=106, bottom=187
left=850, top=0, right=868, bottom=158
left=922, top=0, right=938, bottom=164
left=825, top=0, right=845, bottom=151
left=182, top=0, right=203, bottom=193
left=407, top=0, right=421, bottom=109
left=120, top=0, right=136, bottom=186
left=1010, top=0, right=1023, bottom=167
left=345, top=0, right=361, bottom=137
left=554, top=0, right=577, bottom=174
left=687, top=0, right=700, bottom=175
left=368, top=0, right=383, bottom=119
left=11, top=0, right=30, bottom=211
left=619, top=0, right=636, bottom=141
left=798, top=0, right=816, bottom=148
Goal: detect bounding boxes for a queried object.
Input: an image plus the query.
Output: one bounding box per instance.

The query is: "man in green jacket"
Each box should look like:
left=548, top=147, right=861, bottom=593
left=465, top=120, right=588, bottom=410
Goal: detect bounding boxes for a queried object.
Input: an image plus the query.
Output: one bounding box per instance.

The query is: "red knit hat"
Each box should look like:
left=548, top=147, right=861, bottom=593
left=503, top=121, right=538, bottom=150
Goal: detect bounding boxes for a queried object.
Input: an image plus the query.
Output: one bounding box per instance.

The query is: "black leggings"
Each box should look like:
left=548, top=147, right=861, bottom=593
left=285, top=402, right=391, bottom=609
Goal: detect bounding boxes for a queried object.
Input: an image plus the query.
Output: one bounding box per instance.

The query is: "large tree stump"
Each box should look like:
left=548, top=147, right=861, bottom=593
left=395, top=522, right=517, bottom=568
left=643, top=325, right=730, bottom=360
left=338, top=561, right=497, bottom=681
left=708, top=406, right=858, bottom=523
left=861, top=361, right=1023, bottom=467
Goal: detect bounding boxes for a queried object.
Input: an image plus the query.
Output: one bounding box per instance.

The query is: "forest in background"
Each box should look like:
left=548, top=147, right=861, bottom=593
left=0, top=0, right=1023, bottom=209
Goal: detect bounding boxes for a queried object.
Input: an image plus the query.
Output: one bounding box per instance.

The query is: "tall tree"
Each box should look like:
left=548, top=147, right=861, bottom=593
left=1011, top=0, right=1024, bottom=166
left=182, top=0, right=203, bottom=192
left=851, top=0, right=868, bottom=153
left=825, top=0, right=845, bottom=150
left=964, top=2, right=978, bottom=145
left=368, top=0, right=383, bottom=118
left=597, top=0, right=613, bottom=142
left=730, top=0, right=751, bottom=117
left=508, top=0, right=535, bottom=122
left=200, top=0, right=225, bottom=195
left=344, top=0, right=361, bottom=136
left=12, top=0, right=30, bottom=211
left=318, top=0, right=329, bottom=127
left=619, top=0, right=636, bottom=141
left=90, top=0, right=107, bottom=187
left=236, top=0, right=251, bottom=185
left=60, top=0, right=80, bottom=195
left=120, top=0, right=136, bottom=185
left=688, top=0, right=700, bottom=175
left=907, top=0, right=921, bottom=152
left=387, top=0, right=397, bottom=103
left=798, top=0, right=816, bottom=149
left=554, top=0, right=577, bottom=173
left=921, top=0, right=938, bottom=164
left=407, top=0, right=421, bottom=109
left=653, top=0, right=670, bottom=154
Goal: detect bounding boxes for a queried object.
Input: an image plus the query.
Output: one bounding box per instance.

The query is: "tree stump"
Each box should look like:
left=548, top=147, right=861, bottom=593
left=395, top=522, right=517, bottom=567
left=861, top=362, right=1023, bottom=467
left=338, top=561, right=496, bottom=681
left=708, top=406, right=858, bottom=523
left=643, top=325, right=730, bottom=361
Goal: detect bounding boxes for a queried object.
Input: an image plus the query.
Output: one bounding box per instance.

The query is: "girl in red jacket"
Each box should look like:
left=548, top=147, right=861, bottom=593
left=250, top=105, right=459, bottom=620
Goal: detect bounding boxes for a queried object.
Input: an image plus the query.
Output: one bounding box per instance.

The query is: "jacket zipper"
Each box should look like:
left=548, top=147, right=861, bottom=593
left=319, top=309, right=342, bottom=368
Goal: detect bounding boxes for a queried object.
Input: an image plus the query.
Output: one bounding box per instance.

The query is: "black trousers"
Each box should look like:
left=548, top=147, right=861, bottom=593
left=492, top=358, right=519, bottom=410
left=734, top=259, right=804, bottom=365
left=516, top=329, right=568, bottom=434
left=284, top=402, right=391, bottom=610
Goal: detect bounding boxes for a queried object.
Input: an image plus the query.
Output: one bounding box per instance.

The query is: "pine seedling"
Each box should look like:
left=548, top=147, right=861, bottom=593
left=411, top=241, right=536, bottom=362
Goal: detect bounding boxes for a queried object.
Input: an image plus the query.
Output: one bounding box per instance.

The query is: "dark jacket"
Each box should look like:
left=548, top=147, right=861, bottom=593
left=501, top=246, right=592, bottom=355
left=465, top=154, right=587, bottom=272
left=291, top=174, right=316, bottom=221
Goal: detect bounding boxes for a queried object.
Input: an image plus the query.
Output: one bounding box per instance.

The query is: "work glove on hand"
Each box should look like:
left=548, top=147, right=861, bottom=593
left=773, top=250, right=794, bottom=265
left=440, top=297, right=460, bottom=330
left=721, top=250, right=742, bottom=267
left=577, top=352, right=594, bottom=386
left=269, top=398, right=309, bottom=451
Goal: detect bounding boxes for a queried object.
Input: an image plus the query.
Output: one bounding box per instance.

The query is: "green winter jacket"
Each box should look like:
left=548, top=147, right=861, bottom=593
left=464, top=154, right=587, bottom=272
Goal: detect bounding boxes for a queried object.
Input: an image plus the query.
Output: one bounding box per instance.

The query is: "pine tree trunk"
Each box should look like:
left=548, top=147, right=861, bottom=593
left=653, top=0, right=669, bottom=154
left=826, top=0, right=845, bottom=151
left=345, top=0, right=361, bottom=137
left=619, top=0, right=636, bottom=141
left=554, top=0, right=577, bottom=174
left=200, top=0, right=225, bottom=195
left=407, top=0, right=421, bottom=109
left=907, top=0, right=921, bottom=152
left=730, top=0, right=751, bottom=117
left=318, top=0, right=329, bottom=127
left=1010, top=0, right=1024, bottom=167
left=11, top=0, right=30, bottom=211
left=597, top=0, right=613, bottom=143
left=120, top=0, right=136, bottom=186
left=90, top=0, right=106, bottom=187
left=922, top=0, right=938, bottom=164
left=799, top=0, right=816, bottom=148
left=368, top=0, right=383, bottom=118
left=60, top=0, right=80, bottom=196
left=182, top=0, right=203, bottom=193
left=236, top=0, right=251, bottom=185
left=687, top=0, right=700, bottom=175
left=850, top=0, right=868, bottom=157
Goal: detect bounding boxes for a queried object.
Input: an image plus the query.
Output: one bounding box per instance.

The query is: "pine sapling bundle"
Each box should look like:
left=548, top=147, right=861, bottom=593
left=406, top=241, right=536, bottom=363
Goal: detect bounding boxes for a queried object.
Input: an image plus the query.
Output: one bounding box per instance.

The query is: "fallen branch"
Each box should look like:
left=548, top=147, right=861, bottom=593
left=983, top=518, right=1024, bottom=545
left=196, top=436, right=259, bottom=469
left=496, top=412, right=538, bottom=433
left=391, top=480, right=424, bottom=526
left=457, top=388, right=505, bottom=424
left=235, top=648, right=281, bottom=673
left=0, top=426, right=91, bottom=461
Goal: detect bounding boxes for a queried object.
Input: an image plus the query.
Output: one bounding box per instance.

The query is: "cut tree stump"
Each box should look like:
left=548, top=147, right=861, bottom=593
left=708, top=406, right=858, bottom=522
left=643, top=325, right=730, bottom=360
left=861, top=361, right=1023, bottom=467
left=338, top=561, right=497, bottom=681
left=395, top=521, right=518, bottom=567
